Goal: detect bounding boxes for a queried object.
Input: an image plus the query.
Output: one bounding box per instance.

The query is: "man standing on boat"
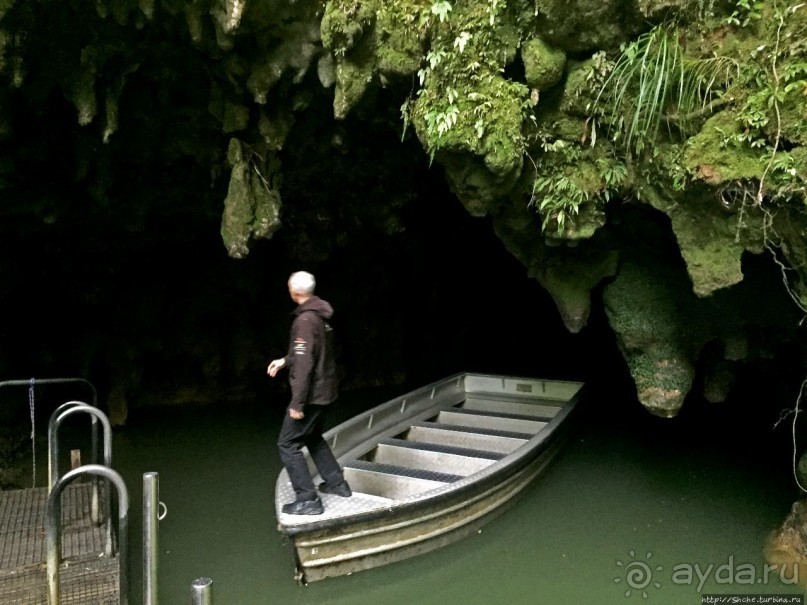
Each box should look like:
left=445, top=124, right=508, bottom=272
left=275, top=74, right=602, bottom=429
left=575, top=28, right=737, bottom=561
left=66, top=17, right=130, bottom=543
left=267, top=271, right=352, bottom=515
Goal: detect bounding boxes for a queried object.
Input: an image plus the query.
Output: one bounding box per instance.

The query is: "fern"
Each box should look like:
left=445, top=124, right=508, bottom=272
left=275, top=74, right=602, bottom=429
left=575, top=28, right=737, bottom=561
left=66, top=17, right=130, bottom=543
left=594, top=25, right=738, bottom=154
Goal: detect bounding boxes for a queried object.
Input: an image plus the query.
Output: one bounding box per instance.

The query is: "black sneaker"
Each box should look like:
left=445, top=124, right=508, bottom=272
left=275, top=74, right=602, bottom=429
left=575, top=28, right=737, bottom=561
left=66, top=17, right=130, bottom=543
left=318, top=481, right=352, bottom=497
left=281, top=498, right=324, bottom=515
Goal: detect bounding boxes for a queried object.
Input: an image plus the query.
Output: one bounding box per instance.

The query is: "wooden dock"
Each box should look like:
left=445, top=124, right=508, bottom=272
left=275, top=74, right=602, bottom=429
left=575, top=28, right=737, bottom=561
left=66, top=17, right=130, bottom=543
left=0, top=484, right=120, bottom=604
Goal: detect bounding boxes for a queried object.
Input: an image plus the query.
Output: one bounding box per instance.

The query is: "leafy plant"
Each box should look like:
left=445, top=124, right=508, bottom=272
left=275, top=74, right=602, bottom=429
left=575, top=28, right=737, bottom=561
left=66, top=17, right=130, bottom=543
left=431, top=0, right=452, bottom=23
left=593, top=24, right=738, bottom=154
left=527, top=134, right=627, bottom=235
left=725, top=0, right=764, bottom=27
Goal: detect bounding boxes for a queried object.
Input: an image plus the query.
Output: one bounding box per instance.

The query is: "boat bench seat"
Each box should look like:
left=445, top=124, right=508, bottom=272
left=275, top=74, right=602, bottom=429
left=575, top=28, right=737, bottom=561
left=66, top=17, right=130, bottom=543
left=463, top=391, right=567, bottom=406
left=344, top=459, right=464, bottom=483
left=414, top=421, right=534, bottom=440
left=434, top=409, right=548, bottom=434
left=402, top=422, right=532, bottom=455
left=366, top=437, right=503, bottom=477
left=377, top=437, right=505, bottom=461
left=342, top=459, right=464, bottom=499
left=459, top=395, right=563, bottom=419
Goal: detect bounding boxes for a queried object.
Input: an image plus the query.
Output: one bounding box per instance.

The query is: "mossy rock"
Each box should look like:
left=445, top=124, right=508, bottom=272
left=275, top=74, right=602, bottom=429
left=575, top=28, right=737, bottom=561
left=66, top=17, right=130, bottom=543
left=683, top=111, right=767, bottom=185
left=602, top=213, right=705, bottom=415
left=321, top=0, right=377, bottom=55
left=375, top=1, right=424, bottom=77
left=521, top=37, right=566, bottom=92
left=221, top=139, right=282, bottom=259
left=772, top=91, right=807, bottom=146
left=558, top=59, right=601, bottom=117
left=534, top=0, right=632, bottom=52
left=333, top=55, right=375, bottom=119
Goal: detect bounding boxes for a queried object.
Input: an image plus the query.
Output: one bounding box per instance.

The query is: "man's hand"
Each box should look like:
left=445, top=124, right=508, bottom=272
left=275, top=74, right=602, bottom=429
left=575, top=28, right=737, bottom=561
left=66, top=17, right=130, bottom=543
left=267, top=358, right=286, bottom=377
left=288, top=407, right=304, bottom=420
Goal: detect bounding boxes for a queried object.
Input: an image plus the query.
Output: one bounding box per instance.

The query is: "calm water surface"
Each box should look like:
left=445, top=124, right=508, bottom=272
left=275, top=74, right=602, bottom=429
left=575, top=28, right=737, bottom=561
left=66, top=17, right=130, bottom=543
left=111, top=384, right=805, bottom=605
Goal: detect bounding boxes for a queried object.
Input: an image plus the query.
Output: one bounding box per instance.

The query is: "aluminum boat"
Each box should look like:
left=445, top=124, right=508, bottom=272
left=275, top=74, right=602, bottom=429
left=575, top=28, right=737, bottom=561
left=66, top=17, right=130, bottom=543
left=274, top=372, right=584, bottom=583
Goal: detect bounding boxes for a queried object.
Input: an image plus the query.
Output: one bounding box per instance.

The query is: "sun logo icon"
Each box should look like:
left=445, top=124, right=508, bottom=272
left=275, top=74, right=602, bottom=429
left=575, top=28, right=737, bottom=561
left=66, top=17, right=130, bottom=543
left=614, top=550, right=663, bottom=599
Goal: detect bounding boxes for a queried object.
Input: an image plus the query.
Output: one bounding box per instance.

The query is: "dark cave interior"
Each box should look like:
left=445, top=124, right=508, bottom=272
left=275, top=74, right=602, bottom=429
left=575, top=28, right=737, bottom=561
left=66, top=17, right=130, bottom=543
left=0, top=60, right=804, bottom=496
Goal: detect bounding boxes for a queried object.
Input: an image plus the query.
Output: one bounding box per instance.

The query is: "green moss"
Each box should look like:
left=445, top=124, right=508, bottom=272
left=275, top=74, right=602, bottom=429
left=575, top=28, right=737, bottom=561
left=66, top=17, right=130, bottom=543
left=773, top=90, right=807, bottom=147
left=683, top=112, right=767, bottom=185
left=375, top=1, right=426, bottom=76
left=603, top=249, right=700, bottom=416
left=521, top=37, right=566, bottom=92
left=321, top=0, right=378, bottom=56
left=333, top=55, right=375, bottom=119
left=221, top=139, right=281, bottom=259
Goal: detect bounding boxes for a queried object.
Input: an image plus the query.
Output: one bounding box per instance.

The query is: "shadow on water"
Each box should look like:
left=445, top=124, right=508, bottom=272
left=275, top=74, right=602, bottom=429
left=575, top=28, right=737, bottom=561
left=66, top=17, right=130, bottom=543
left=112, top=374, right=805, bottom=605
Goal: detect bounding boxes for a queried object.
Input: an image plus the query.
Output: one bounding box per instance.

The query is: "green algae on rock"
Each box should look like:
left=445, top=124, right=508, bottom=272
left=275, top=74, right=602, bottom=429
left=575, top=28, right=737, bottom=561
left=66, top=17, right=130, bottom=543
left=221, top=138, right=281, bottom=259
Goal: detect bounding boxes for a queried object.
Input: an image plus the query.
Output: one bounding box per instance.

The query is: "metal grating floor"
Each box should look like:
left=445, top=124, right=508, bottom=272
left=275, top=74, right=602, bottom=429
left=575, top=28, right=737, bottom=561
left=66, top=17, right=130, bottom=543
left=0, top=555, right=119, bottom=604
left=0, top=484, right=117, bottom=604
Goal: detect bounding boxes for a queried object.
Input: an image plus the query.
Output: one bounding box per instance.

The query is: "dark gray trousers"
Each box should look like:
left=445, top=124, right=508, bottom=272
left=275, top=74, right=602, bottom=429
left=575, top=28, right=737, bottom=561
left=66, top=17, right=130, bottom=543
left=278, top=404, right=344, bottom=501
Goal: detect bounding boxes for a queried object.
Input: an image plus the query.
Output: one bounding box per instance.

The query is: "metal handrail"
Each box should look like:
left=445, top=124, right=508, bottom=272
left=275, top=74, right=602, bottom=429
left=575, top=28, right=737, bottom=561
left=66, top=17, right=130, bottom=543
left=46, top=464, right=129, bottom=605
left=48, top=402, right=111, bottom=489
left=0, top=377, right=98, bottom=407
left=48, top=403, right=113, bottom=554
left=48, top=400, right=101, bottom=469
left=0, top=377, right=98, bottom=488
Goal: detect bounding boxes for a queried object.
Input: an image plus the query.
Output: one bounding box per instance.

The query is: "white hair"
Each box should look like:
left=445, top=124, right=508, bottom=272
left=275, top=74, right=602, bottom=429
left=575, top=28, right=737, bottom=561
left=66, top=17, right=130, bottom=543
left=288, top=271, right=316, bottom=295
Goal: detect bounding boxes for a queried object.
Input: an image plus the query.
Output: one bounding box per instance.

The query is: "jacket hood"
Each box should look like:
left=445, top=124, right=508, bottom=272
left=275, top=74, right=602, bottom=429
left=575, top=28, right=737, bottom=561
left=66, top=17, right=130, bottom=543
left=295, top=295, right=334, bottom=320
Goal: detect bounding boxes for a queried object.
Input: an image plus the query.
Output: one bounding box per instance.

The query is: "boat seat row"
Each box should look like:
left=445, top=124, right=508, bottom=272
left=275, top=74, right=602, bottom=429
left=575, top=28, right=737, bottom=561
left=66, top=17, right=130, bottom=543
left=435, top=408, right=548, bottom=434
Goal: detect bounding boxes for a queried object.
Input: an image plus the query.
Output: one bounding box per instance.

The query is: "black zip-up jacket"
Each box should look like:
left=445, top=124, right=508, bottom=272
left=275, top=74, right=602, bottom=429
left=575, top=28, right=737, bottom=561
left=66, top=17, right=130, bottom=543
left=283, top=296, right=338, bottom=412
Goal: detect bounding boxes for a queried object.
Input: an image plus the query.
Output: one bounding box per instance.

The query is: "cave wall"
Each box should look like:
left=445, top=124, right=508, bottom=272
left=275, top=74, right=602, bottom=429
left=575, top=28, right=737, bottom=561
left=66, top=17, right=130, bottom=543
left=0, top=72, right=590, bottom=432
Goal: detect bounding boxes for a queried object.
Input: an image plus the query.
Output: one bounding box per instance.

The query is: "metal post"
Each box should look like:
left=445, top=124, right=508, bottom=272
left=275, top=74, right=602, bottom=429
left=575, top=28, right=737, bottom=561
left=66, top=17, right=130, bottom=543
left=143, top=472, right=160, bottom=605
left=191, top=577, right=213, bottom=605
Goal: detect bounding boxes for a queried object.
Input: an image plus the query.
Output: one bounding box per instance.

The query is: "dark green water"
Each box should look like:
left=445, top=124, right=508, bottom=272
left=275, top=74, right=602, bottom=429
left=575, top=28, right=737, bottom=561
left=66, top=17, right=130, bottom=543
left=109, top=385, right=804, bottom=605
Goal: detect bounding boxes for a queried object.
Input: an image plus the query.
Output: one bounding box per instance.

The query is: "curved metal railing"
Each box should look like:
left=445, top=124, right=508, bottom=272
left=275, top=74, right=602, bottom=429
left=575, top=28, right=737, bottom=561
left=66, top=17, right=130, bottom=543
left=48, top=402, right=113, bottom=552
left=46, top=464, right=129, bottom=605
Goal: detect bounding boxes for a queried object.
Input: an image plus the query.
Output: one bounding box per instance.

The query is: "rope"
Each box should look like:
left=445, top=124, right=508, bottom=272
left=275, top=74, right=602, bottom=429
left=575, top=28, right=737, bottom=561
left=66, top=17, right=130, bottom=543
left=28, top=377, right=36, bottom=488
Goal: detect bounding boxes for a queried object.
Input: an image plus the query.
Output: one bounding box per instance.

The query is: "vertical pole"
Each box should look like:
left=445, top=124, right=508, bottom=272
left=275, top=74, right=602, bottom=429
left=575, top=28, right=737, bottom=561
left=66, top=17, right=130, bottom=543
left=45, top=487, right=61, bottom=605
left=90, top=415, right=101, bottom=524
left=143, top=472, right=160, bottom=605
left=70, top=449, right=82, bottom=470
left=191, top=577, right=213, bottom=605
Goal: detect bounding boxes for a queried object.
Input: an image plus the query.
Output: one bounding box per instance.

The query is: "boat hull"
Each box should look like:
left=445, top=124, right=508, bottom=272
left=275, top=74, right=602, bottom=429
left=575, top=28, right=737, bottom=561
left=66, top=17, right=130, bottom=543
left=275, top=373, right=583, bottom=583
left=291, top=428, right=570, bottom=582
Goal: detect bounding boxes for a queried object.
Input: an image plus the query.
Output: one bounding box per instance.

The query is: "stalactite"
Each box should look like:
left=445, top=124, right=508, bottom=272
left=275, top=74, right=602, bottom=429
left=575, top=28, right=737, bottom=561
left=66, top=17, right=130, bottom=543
left=185, top=2, right=205, bottom=44
left=139, top=0, right=154, bottom=19
left=224, top=0, right=245, bottom=33
left=221, top=139, right=282, bottom=259
left=0, top=29, right=7, bottom=75
left=66, top=70, right=97, bottom=126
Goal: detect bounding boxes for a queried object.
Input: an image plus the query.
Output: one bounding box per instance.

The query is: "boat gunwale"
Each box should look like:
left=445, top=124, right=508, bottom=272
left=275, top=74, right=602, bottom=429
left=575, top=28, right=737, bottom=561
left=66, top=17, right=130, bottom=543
left=276, top=373, right=585, bottom=536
